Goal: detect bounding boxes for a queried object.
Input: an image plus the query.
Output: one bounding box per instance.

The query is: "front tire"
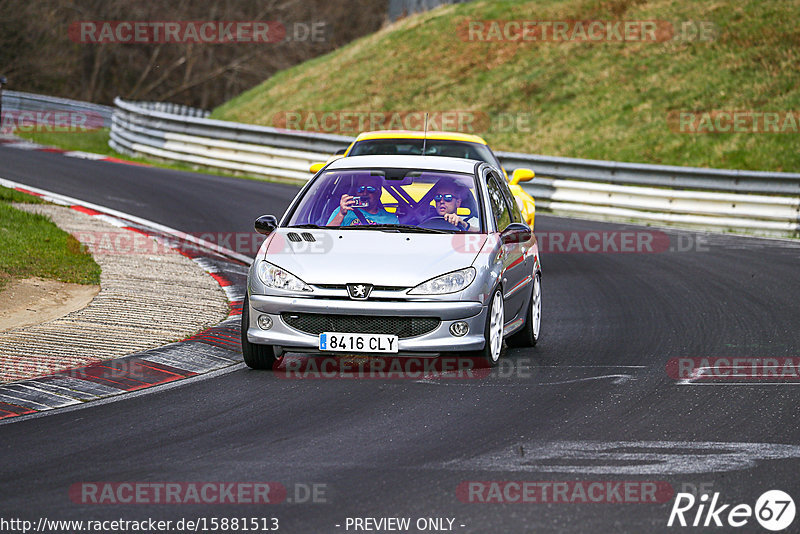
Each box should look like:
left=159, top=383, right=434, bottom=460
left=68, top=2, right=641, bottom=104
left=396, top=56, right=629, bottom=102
left=507, top=272, right=541, bottom=348
left=465, top=287, right=505, bottom=367
left=241, top=294, right=279, bottom=369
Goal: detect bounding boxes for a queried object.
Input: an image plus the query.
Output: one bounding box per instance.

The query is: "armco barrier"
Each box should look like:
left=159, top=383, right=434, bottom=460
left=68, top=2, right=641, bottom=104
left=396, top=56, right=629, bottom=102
left=110, top=97, right=351, bottom=182
left=1, top=90, right=114, bottom=128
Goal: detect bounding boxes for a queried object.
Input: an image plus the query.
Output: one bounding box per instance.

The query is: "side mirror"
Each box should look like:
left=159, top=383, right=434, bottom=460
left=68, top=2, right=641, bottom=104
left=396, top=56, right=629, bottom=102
left=254, top=215, right=279, bottom=235
left=509, top=168, right=535, bottom=185
left=334, top=148, right=347, bottom=156
left=500, top=222, right=532, bottom=245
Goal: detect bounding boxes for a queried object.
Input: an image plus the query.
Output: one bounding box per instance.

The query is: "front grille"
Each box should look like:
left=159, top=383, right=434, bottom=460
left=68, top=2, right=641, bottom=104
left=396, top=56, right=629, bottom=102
left=282, top=313, right=440, bottom=339
left=313, top=284, right=407, bottom=291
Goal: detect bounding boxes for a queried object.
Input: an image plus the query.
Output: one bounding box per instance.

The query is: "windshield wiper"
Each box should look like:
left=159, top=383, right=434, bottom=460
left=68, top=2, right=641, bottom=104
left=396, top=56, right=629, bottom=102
left=287, top=224, right=325, bottom=229
left=323, top=224, right=447, bottom=233
left=363, top=224, right=448, bottom=234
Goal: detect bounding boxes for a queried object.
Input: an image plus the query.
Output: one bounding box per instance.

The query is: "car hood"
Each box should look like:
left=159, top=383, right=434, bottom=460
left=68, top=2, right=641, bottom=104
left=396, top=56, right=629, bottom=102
left=263, top=229, right=485, bottom=287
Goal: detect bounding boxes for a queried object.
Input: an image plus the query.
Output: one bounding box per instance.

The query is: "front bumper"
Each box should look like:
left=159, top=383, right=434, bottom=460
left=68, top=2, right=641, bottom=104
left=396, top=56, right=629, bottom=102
left=247, top=294, right=487, bottom=354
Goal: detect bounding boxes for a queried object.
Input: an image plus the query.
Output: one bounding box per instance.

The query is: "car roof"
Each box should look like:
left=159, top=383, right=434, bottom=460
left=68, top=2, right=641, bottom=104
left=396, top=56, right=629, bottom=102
left=353, top=130, right=489, bottom=145
left=325, top=155, right=481, bottom=174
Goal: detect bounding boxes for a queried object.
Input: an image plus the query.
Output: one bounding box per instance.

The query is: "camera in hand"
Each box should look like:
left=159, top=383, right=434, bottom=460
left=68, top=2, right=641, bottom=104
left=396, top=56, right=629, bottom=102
left=351, top=196, right=369, bottom=208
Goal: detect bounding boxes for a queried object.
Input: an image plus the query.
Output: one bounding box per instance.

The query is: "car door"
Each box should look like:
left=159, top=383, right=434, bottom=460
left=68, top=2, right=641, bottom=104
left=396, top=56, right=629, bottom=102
left=485, top=169, right=529, bottom=325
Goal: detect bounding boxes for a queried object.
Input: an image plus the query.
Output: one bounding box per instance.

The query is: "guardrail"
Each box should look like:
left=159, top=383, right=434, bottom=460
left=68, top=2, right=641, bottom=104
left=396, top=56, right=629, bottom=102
left=108, top=97, right=800, bottom=237
left=388, top=0, right=473, bottom=21
left=110, top=97, right=352, bottom=182
left=500, top=152, right=800, bottom=236
left=1, top=90, right=114, bottom=128
left=121, top=100, right=211, bottom=119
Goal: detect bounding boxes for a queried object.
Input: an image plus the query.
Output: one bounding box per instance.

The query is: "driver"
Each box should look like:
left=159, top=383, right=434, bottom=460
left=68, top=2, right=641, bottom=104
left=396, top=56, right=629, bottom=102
left=433, top=182, right=477, bottom=232
left=327, top=176, right=399, bottom=226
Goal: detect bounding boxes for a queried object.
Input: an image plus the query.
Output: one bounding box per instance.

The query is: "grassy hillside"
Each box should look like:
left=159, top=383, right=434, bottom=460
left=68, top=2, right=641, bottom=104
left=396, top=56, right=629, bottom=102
left=212, top=0, right=800, bottom=172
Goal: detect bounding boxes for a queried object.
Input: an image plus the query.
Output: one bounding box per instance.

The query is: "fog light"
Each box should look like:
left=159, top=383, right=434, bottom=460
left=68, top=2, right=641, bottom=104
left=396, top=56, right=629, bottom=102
left=450, top=321, right=469, bottom=337
left=257, top=314, right=273, bottom=330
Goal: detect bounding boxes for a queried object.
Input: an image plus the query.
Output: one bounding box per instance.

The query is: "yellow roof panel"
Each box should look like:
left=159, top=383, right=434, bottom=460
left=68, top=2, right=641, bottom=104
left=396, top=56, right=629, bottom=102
left=353, top=130, right=489, bottom=145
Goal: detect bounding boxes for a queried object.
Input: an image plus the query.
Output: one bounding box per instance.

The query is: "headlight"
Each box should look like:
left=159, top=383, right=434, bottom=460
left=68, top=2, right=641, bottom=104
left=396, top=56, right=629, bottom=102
left=408, top=267, right=476, bottom=295
left=257, top=261, right=312, bottom=292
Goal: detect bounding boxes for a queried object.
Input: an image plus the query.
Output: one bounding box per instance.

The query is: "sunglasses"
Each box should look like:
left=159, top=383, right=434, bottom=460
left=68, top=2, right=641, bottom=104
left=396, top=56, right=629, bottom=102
left=434, top=194, right=456, bottom=202
left=357, top=185, right=378, bottom=193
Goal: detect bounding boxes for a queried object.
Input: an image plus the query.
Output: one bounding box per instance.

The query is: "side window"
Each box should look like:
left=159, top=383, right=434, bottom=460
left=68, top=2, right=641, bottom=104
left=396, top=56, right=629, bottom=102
left=486, top=172, right=511, bottom=232
left=498, top=176, right=524, bottom=224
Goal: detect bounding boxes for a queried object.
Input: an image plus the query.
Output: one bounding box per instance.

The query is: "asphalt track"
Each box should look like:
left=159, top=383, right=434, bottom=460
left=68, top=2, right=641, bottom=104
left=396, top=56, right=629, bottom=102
left=2, top=145, right=800, bottom=533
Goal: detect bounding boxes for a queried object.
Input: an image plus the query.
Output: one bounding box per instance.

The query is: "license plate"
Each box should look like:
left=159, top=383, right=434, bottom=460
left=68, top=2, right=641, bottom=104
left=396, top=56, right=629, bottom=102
left=319, top=332, right=398, bottom=353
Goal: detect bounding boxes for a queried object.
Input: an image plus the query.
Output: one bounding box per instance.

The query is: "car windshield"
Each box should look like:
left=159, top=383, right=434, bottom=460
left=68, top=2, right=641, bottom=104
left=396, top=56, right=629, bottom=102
left=349, top=139, right=502, bottom=170
left=286, top=168, right=483, bottom=233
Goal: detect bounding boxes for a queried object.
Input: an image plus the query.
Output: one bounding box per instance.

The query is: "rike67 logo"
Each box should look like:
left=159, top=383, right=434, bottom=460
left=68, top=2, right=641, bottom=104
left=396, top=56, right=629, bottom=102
left=668, top=490, right=795, bottom=531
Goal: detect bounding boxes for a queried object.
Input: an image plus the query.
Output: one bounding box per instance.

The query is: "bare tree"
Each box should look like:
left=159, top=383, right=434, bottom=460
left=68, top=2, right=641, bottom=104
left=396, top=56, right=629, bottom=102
left=0, top=0, right=388, bottom=108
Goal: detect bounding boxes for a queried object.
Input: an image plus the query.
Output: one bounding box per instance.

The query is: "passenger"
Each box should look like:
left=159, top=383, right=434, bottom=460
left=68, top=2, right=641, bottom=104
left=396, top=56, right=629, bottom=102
left=327, top=176, right=399, bottom=226
left=432, top=183, right=477, bottom=232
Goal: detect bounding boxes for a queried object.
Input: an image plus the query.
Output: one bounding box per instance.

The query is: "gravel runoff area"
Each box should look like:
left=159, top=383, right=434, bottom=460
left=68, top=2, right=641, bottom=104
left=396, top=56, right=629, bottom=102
left=0, top=203, right=230, bottom=383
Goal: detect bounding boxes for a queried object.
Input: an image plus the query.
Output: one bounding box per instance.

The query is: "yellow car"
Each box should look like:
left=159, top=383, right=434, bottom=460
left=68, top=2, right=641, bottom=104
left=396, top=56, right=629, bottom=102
left=310, top=130, right=537, bottom=229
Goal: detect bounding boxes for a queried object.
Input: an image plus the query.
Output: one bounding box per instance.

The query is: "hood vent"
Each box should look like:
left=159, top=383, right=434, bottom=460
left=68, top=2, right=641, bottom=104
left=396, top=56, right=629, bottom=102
left=287, top=232, right=302, bottom=242
left=301, top=232, right=316, bottom=242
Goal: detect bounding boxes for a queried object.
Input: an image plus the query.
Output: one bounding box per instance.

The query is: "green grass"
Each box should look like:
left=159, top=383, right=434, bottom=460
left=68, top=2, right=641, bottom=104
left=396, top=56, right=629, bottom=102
left=15, top=128, right=117, bottom=156
left=211, top=0, right=800, bottom=172
left=0, top=186, right=101, bottom=291
left=0, top=186, right=44, bottom=204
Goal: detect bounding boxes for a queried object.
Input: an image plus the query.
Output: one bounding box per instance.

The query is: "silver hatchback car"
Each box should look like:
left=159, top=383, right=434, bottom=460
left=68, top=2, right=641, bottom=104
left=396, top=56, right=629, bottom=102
left=242, top=155, right=541, bottom=368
